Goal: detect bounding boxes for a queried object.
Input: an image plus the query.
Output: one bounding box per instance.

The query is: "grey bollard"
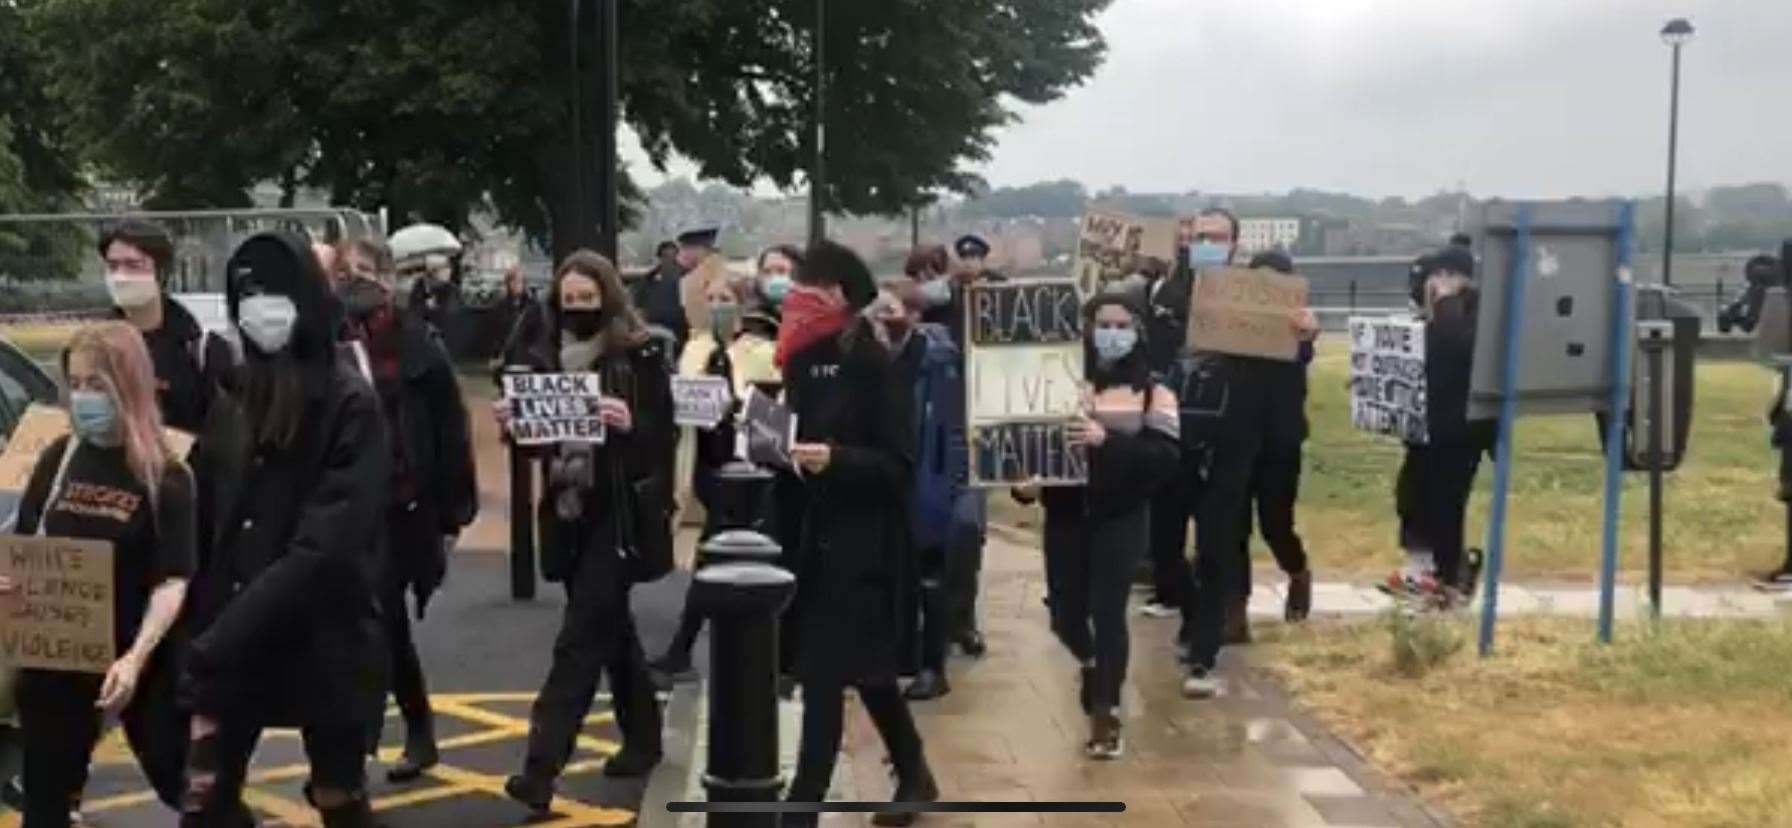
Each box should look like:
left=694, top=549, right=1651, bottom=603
left=690, top=562, right=796, bottom=828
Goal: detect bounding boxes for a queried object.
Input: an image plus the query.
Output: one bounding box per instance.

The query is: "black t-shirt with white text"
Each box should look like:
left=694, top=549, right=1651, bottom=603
left=16, top=436, right=197, bottom=657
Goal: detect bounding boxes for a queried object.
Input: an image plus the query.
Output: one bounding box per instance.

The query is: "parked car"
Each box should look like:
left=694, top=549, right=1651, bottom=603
left=0, top=335, right=59, bottom=526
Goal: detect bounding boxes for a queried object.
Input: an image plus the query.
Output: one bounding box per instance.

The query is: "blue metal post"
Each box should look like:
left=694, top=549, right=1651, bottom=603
left=1478, top=205, right=1532, bottom=657
left=1596, top=203, right=1638, bottom=644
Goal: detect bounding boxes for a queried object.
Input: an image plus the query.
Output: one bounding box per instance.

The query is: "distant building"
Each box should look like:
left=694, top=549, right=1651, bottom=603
left=1239, top=217, right=1301, bottom=254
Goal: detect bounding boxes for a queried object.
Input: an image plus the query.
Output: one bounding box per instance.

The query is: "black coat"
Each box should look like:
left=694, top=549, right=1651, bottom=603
left=120, top=297, right=236, bottom=434
left=782, top=320, right=914, bottom=683
left=520, top=331, right=677, bottom=585
left=181, top=362, right=391, bottom=726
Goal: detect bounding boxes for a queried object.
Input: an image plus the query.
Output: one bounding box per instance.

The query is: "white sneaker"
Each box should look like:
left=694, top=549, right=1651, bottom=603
left=1181, top=667, right=1220, bottom=699
left=1136, top=601, right=1178, bottom=618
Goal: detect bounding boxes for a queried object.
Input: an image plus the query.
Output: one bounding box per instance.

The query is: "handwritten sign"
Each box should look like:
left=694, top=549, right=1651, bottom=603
left=965, top=281, right=1087, bottom=486
left=1187, top=266, right=1310, bottom=361
left=741, top=389, right=797, bottom=471
left=1072, top=208, right=1178, bottom=295
left=672, top=376, right=733, bottom=428
left=1349, top=317, right=1429, bottom=444
left=0, top=534, right=115, bottom=674
left=1, top=404, right=196, bottom=493
left=501, top=372, right=606, bottom=446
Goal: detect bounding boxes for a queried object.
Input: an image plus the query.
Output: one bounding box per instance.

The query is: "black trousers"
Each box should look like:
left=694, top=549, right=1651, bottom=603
left=19, top=659, right=186, bottom=828
left=941, top=490, right=987, bottom=639
left=1184, top=419, right=1260, bottom=672
left=373, top=505, right=437, bottom=751
left=1236, top=441, right=1310, bottom=596
left=1394, top=442, right=1482, bottom=583
left=1147, top=475, right=1193, bottom=608
left=181, top=715, right=364, bottom=826
left=915, top=545, right=949, bottom=673
left=523, top=542, right=661, bottom=782
left=787, top=680, right=924, bottom=803
left=1042, top=506, right=1148, bottom=713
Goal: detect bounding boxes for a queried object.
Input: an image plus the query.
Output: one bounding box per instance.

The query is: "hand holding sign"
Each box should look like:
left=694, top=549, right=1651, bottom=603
left=790, top=442, right=833, bottom=474
left=501, top=372, right=607, bottom=446
left=597, top=396, right=632, bottom=434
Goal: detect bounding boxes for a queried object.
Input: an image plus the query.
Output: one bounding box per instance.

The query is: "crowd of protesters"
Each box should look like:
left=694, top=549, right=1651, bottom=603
left=0, top=213, right=1496, bottom=826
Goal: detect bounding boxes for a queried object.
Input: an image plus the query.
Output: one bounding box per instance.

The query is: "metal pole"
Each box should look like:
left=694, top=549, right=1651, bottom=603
left=1661, top=43, right=1683, bottom=287
left=1647, top=342, right=1666, bottom=619
left=808, top=0, right=827, bottom=245
left=569, top=0, right=587, bottom=253
left=694, top=559, right=794, bottom=828
left=1479, top=205, right=1532, bottom=657
left=595, top=0, right=620, bottom=261
left=506, top=365, right=538, bottom=601
left=1596, top=281, right=1634, bottom=644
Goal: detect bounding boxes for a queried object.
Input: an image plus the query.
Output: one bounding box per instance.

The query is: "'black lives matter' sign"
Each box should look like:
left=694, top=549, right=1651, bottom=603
left=502, top=372, right=606, bottom=446
left=1349, top=317, right=1428, bottom=444
left=965, top=280, right=1087, bottom=486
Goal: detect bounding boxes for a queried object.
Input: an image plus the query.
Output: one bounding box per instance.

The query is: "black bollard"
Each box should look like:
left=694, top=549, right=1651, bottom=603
left=690, top=560, right=796, bottom=828
left=711, top=461, right=775, bottom=534
left=503, top=365, right=537, bottom=601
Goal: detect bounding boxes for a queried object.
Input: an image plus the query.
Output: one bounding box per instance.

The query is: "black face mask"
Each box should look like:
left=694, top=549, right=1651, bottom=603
left=338, top=279, right=391, bottom=319
left=562, top=309, right=603, bottom=339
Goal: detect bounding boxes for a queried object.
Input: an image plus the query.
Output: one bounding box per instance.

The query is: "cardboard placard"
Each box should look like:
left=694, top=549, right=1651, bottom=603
left=672, top=376, right=733, bottom=428
left=1072, top=209, right=1178, bottom=295
left=501, top=372, right=606, bottom=446
left=0, top=405, right=196, bottom=493
left=741, top=389, right=797, bottom=471
left=1349, top=317, right=1429, bottom=444
left=1187, top=267, right=1309, bottom=361
left=964, top=280, right=1088, bottom=486
left=0, top=534, right=115, bottom=674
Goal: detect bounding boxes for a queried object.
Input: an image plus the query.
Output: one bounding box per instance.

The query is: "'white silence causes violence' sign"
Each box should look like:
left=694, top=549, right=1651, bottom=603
left=502, top=372, right=606, bottom=446
left=1, top=534, right=115, bottom=674
left=964, top=280, right=1087, bottom=486
left=1349, top=316, right=1428, bottom=444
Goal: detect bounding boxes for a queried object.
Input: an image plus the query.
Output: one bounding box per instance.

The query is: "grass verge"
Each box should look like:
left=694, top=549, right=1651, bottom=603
left=1259, top=615, right=1792, bottom=827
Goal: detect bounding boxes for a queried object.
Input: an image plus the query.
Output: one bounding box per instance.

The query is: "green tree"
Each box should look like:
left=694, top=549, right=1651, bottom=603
left=1, top=0, right=89, bottom=281
left=32, top=0, right=1113, bottom=259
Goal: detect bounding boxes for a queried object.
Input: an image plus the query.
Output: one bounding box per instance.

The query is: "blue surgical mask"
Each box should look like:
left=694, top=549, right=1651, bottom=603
left=1189, top=241, right=1232, bottom=267
left=69, top=390, right=121, bottom=447
left=1092, top=327, right=1138, bottom=364
left=764, top=276, right=792, bottom=306
left=918, top=278, right=952, bottom=308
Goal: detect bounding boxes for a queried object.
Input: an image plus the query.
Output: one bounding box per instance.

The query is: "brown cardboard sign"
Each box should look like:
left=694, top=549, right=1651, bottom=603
left=0, top=534, right=115, bottom=674
left=0, top=404, right=197, bottom=493
left=1187, top=267, right=1310, bottom=361
left=1072, top=208, right=1178, bottom=295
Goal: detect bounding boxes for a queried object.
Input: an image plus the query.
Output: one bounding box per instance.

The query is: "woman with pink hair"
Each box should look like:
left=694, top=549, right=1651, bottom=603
left=1, top=321, right=196, bottom=827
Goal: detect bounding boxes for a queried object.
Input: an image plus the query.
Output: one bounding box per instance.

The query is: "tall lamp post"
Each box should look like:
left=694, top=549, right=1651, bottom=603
left=809, top=0, right=827, bottom=245
left=1659, top=17, right=1694, bottom=287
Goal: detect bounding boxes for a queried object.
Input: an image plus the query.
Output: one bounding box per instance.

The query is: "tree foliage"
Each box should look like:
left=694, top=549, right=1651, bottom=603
left=1, top=0, right=89, bottom=280
left=29, top=0, right=1113, bottom=257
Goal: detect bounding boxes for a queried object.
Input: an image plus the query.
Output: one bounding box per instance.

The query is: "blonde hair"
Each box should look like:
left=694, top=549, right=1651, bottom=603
left=63, top=322, right=173, bottom=499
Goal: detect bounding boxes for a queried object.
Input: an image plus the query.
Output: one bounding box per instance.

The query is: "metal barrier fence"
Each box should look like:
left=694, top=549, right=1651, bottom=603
left=1306, top=281, right=1737, bottom=332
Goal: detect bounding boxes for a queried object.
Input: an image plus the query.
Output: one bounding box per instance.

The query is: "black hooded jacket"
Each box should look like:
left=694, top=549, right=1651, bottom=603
left=116, top=296, right=235, bottom=434
left=181, top=231, right=390, bottom=726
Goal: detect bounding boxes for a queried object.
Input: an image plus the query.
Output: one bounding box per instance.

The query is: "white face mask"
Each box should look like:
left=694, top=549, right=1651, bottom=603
left=107, top=274, right=161, bottom=309
left=238, top=295, right=299, bottom=354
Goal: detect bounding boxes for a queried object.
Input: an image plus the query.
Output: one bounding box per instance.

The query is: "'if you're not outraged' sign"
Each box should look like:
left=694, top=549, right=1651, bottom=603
left=1349, top=316, right=1428, bottom=444
left=964, top=280, right=1088, bottom=486
left=502, top=372, right=606, bottom=446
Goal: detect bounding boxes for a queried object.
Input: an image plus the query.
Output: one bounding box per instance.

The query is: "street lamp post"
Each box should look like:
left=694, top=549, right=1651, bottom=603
left=809, top=0, right=827, bottom=245
left=1659, top=17, right=1694, bottom=287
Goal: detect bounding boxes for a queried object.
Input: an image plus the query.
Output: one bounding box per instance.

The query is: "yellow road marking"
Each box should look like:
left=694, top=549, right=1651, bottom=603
left=422, top=762, right=635, bottom=827
left=240, top=786, right=321, bottom=827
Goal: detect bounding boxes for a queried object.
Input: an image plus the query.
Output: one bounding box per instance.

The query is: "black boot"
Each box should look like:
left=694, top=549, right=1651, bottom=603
left=871, top=762, right=939, bottom=827
left=1077, top=662, right=1097, bottom=715
left=903, top=669, right=950, bottom=701
left=602, top=746, right=663, bottom=778
left=504, top=773, right=554, bottom=816
left=1285, top=570, right=1312, bottom=623
left=385, top=722, right=440, bottom=783
left=318, top=797, right=378, bottom=828
left=952, top=628, right=987, bottom=658
left=1223, top=595, right=1251, bottom=645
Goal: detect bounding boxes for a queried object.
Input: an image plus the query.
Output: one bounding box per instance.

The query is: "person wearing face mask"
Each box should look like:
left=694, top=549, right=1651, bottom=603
left=1384, top=246, right=1492, bottom=608
left=2, top=323, right=196, bottom=828
left=755, top=244, right=803, bottom=317
left=497, top=251, right=675, bottom=814
left=874, top=276, right=965, bottom=702
left=332, top=238, right=479, bottom=783
left=1017, top=296, right=1179, bottom=760
left=649, top=275, right=781, bottom=684
left=390, top=223, right=466, bottom=353
left=99, top=220, right=237, bottom=435
left=779, top=241, right=936, bottom=827
left=1171, top=209, right=1321, bottom=700
left=177, top=231, right=391, bottom=827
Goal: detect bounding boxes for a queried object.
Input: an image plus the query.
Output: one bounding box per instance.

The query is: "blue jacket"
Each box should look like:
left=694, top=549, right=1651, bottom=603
left=898, top=324, right=966, bottom=550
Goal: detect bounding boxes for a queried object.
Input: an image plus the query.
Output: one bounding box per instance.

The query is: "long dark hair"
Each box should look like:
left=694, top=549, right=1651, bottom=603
left=549, top=249, right=648, bottom=356
left=1082, top=293, right=1151, bottom=395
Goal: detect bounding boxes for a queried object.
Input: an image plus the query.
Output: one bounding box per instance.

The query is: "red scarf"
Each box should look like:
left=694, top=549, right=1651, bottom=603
left=775, top=286, right=850, bottom=367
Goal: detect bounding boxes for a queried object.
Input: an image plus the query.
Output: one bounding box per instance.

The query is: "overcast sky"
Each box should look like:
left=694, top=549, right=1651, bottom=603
left=628, top=0, right=1792, bottom=201
left=978, top=0, right=1792, bottom=199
